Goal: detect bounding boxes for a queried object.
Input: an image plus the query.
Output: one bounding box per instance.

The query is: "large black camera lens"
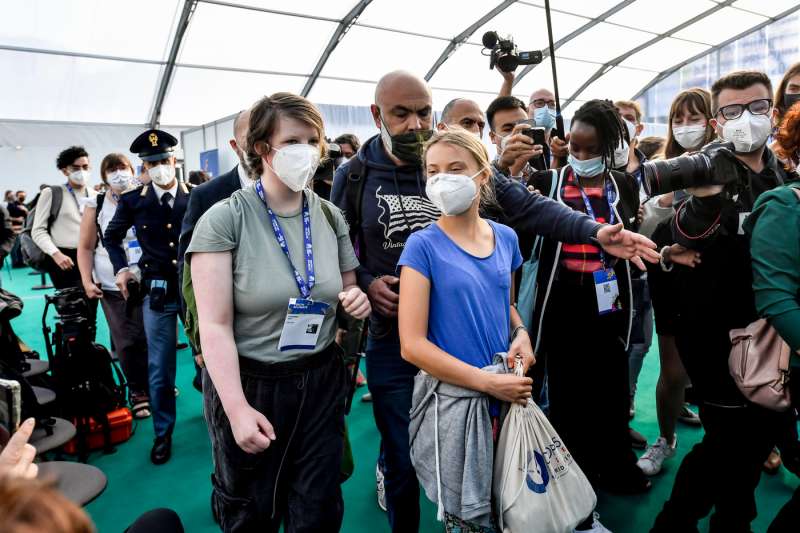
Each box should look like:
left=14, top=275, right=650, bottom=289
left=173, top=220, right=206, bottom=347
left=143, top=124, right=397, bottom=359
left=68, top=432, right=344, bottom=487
left=640, top=153, right=710, bottom=196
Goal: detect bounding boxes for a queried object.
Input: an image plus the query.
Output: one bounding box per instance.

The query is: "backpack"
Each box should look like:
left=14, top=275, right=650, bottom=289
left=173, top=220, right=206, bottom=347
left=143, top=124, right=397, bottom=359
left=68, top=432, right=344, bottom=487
left=182, top=198, right=339, bottom=353
left=342, top=157, right=368, bottom=262
left=20, top=185, right=63, bottom=270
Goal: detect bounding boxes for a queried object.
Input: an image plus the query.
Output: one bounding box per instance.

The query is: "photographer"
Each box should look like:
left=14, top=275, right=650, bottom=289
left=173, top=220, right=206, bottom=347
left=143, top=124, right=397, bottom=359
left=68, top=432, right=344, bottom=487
left=487, top=96, right=544, bottom=182
left=334, top=133, right=360, bottom=161
left=651, top=71, right=790, bottom=533
left=498, top=69, right=566, bottom=169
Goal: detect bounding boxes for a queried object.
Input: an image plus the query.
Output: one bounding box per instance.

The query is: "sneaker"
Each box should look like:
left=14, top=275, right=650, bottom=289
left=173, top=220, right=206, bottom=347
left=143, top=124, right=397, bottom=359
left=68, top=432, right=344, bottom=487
left=637, top=435, right=677, bottom=476
left=356, top=369, right=367, bottom=388
left=574, top=512, right=612, bottom=532
left=376, top=462, right=387, bottom=512
left=629, top=427, right=647, bottom=450
left=629, top=398, right=635, bottom=420
left=361, top=392, right=373, bottom=402
left=677, top=404, right=701, bottom=426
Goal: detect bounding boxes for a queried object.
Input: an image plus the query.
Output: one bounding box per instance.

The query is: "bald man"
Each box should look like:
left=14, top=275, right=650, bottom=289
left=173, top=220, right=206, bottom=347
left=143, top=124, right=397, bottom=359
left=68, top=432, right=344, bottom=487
left=437, top=98, right=486, bottom=137
left=331, top=70, right=438, bottom=533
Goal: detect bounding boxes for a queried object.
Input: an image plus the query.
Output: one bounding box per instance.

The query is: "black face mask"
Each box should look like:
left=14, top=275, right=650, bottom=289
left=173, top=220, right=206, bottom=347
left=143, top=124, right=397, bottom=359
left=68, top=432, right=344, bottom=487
left=784, top=92, right=800, bottom=111
left=378, top=113, right=433, bottom=166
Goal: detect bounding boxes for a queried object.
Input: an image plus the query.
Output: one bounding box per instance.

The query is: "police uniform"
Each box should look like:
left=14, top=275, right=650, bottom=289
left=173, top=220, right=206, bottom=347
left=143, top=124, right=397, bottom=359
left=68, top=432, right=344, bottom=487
left=103, top=129, right=192, bottom=464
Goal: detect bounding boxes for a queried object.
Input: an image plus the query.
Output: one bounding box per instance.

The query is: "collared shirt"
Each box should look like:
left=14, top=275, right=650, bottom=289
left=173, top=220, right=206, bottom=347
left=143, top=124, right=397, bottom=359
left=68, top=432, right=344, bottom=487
left=153, top=180, right=178, bottom=208
left=237, top=164, right=253, bottom=190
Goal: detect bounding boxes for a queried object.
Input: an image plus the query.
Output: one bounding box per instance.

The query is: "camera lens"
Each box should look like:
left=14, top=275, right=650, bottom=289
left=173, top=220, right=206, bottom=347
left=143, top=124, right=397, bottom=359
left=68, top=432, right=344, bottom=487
left=640, top=153, right=711, bottom=196
left=496, top=53, right=519, bottom=73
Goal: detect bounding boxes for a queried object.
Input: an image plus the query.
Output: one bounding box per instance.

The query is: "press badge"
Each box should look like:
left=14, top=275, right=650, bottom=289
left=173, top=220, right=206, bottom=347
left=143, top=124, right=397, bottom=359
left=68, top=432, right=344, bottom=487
left=278, top=298, right=330, bottom=351
left=126, top=239, right=142, bottom=265
left=593, top=269, right=621, bottom=315
left=738, top=212, right=751, bottom=235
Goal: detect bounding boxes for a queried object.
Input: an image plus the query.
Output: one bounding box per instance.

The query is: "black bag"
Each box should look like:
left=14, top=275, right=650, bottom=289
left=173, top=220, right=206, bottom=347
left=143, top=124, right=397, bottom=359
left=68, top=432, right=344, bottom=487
left=20, top=185, right=63, bottom=270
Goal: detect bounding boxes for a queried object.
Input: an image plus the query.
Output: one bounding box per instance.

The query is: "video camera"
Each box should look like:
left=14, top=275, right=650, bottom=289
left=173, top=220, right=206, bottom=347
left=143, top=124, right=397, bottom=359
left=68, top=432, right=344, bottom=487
left=46, top=287, right=90, bottom=324
left=482, top=31, right=543, bottom=72
left=641, top=141, right=749, bottom=197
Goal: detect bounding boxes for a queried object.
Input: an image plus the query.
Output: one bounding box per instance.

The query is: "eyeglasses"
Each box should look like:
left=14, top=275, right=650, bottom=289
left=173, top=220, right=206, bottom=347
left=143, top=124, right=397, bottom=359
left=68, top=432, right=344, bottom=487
left=716, top=98, right=772, bottom=121
left=530, top=99, right=556, bottom=109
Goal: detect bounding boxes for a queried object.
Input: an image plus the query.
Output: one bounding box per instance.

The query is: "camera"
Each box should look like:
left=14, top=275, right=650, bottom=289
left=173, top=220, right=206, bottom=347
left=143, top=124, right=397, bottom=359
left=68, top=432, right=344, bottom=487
left=48, top=287, right=89, bottom=323
left=640, top=141, right=748, bottom=197
left=482, top=31, right=543, bottom=72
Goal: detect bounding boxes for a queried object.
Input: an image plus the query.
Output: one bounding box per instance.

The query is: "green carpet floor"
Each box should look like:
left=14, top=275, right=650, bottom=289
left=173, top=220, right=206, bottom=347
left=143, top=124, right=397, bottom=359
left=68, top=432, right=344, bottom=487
left=3, top=265, right=797, bottom=532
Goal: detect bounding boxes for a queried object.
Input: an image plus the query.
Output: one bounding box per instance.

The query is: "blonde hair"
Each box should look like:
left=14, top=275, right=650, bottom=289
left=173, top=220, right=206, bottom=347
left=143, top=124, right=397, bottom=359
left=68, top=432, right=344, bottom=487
left=423, top=128, right=497, bottom=211
left=246, top=92, right=328, bottom=177
left=614, top=99, right=643, bottom=123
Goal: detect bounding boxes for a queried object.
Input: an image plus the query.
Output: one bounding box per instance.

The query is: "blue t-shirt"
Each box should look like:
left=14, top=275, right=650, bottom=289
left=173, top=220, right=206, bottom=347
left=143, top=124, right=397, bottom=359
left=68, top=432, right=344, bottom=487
left=398, top=219, right=523, bottom=369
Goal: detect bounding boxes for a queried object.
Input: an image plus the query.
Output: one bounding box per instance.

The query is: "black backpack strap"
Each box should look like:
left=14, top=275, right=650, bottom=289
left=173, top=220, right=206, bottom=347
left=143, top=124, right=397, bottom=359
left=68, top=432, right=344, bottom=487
left=47, top=185, right=63, bottom=231
left=344, top=157, right=368, bottom=260
left=94, top=193, right=106, bottom=245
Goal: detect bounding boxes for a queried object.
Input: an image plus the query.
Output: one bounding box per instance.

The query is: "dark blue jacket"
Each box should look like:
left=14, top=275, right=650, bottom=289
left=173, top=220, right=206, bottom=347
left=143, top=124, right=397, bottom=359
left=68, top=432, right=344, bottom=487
left=103, top=182, right=191, bottom=293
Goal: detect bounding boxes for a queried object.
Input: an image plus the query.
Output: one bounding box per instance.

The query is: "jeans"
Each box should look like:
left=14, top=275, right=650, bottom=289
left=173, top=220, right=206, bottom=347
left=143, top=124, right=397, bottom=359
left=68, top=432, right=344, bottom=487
left=651, top=402, right=782, bottom=533
left=142, top=296, right=179, bottom=437
left=628, top=276, right=653, bottom=399
left=205, top=345, right=347, bottom=532
left=365, top=328, right=420, bottom=533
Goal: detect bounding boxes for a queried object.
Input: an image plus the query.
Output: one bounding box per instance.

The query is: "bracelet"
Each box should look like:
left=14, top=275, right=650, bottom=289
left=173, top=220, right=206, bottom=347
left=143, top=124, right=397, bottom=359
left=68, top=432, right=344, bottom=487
left=511, top=325, right=527, bottom=341
left=659, top=246, right=674, bottom=272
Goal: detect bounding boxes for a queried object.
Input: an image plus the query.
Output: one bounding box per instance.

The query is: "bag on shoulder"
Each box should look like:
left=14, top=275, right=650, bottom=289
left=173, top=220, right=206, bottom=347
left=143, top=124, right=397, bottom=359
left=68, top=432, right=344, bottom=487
left=729, top=319, right=792, bottom=411
left=516, top=169, right=558, bottom=330
left=20, top=185, right=63, bottom=270
left=494, top=359, right=596, bottom=533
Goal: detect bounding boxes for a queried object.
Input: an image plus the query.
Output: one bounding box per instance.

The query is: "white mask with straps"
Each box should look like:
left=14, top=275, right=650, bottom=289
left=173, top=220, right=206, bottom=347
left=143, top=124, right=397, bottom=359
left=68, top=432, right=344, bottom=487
left=266, top=144, right=321, bottom=192
left=672, top=124, right=707, bottom=150
left=425, top=170, right=483, bottom=216
left=721, top=110, right=773, bottom=153
left=68, top=169, right=89, bottom=186
left=148, top=164, right=176, bottom=186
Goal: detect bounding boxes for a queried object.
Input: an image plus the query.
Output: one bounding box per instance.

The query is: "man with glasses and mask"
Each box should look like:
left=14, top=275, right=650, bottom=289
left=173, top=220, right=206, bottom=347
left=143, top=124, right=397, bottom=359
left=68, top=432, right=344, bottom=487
left=104, top=129, right=193, bottom=466
left=651, top=71, right=790, bottom=533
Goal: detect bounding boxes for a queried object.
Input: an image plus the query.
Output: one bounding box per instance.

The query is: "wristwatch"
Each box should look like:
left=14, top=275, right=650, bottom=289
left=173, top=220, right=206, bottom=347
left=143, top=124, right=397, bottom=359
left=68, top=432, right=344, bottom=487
left=511, top=324, right=528, bottom=341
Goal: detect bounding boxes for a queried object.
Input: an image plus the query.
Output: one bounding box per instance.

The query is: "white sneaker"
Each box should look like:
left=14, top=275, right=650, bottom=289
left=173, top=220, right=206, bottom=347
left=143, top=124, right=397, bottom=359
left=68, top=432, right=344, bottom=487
left=574, top=512, right=612, bottom=532
left=376, top=462, right=387, bottom=512
left=637, top=435, right=677, bottom=476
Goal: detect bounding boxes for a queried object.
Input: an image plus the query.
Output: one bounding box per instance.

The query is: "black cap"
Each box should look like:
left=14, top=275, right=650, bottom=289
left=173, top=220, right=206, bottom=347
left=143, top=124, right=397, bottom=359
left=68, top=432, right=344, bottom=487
left=130, top=129, right=178, bottom=162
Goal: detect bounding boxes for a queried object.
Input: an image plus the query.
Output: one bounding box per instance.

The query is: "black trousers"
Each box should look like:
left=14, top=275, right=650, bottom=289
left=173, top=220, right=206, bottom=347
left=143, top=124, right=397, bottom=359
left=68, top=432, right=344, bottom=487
left=99, top=290, right=148, bottom=397
left=543, top=278, right=642, bottom=488
left=204, top=343, right=347, bottom=533
left=651, top=402, right=782, bottom=533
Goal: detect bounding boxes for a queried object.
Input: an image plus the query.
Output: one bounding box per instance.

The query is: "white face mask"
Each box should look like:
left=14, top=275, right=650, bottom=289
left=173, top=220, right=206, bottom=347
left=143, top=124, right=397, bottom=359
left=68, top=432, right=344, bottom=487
left=425, top=170, right=482, bottom=216
left=68, top=169, right=89, bottom=187
left=148, top=164, right=176, bottom=186
left=721, top=110, right=772, bottom=153
left=106, top=169, right=133, bottom=192
left=623, top=119, right=638, bottom=142
left=613, top=141, right=630, bottom=168
left=672, top=124, right=707, bottom=150
left=267, top=144, right=320, bottom=192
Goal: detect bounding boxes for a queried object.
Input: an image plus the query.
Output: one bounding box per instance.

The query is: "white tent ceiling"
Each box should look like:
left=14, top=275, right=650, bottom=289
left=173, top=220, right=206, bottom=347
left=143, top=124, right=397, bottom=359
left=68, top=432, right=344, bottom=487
left=2, top=0, right=799, bottom=128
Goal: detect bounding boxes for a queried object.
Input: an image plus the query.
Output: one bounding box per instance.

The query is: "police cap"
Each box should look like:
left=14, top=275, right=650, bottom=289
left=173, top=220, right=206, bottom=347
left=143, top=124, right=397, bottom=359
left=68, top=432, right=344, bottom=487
left=130, top=129, right=178, bottom=162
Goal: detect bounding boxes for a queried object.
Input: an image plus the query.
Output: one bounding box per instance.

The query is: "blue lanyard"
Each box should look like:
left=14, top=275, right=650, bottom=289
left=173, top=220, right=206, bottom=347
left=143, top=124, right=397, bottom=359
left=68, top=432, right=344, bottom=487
left=254, top=180, right=315, bottom=298
left=65, top=183, right=86, bottom=209
left=572, top=172, right=616, bottom=267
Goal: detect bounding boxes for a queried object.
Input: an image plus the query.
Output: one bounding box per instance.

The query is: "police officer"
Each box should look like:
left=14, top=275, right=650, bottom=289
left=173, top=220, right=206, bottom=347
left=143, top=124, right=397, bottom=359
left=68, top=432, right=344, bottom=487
left=103, top=129, right=192, bottom=465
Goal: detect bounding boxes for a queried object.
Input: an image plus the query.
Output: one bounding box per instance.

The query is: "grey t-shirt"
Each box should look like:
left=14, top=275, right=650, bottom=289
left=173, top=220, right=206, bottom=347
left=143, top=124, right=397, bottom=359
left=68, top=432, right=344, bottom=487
left=186, top=186, right=359, bottom=363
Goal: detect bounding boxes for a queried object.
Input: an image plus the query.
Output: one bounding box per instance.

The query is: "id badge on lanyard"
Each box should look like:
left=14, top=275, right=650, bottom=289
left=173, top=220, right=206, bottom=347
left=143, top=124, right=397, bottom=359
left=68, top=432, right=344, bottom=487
left=254, top=181, right=328, bottom=351
left=574, top=174, right=623, bottom=315
left=125, top=227, right=142, bottom=265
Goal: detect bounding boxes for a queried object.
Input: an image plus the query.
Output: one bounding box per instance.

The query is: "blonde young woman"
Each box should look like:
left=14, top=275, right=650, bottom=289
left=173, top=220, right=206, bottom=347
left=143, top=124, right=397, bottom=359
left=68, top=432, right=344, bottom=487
left=77, top=153, right=150, bottom=419
left=398, top=129, right=534, bottom=532
left=188, top=93, right=370, bottom=531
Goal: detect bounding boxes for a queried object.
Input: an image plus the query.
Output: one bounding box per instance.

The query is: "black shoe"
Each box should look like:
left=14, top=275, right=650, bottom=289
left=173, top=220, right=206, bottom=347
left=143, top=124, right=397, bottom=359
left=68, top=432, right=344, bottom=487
left=176, top=342, right=189, bottom=350
left=151, top=435, right=172, bottom=465
left=629, top=427, right=647, bottom=450
left=193, top=370, right=203, bottom=393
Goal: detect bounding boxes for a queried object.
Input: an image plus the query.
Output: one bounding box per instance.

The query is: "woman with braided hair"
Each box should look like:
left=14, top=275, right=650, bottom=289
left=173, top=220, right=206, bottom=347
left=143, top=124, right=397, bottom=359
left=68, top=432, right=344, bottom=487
left=526, top=100, right=651, bottom=529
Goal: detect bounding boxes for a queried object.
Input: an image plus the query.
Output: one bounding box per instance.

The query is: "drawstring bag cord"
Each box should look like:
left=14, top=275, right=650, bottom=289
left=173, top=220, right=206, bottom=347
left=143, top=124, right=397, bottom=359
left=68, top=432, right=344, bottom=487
left=433, top=391, right=444, bottom=521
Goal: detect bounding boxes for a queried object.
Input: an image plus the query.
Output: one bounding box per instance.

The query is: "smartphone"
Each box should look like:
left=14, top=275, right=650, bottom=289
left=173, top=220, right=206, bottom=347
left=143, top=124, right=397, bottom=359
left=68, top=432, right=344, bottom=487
left=517, top=119, right=546, bottom=146
left=0, top=378, right=22, bottom=434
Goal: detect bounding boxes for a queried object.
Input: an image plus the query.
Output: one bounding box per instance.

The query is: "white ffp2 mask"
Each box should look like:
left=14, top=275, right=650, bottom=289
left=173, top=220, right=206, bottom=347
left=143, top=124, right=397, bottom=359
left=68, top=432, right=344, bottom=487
left=148, top=164, right=176, bottom=186
left=267, top=144, right=320, bottom=192
left=106, top=169, right=133, bottom=192
left=68, top=169, right=89, bottom=186
left=425, top=170, right=482, bottom=216
left=721, top=110, right=772, bottom=153
left=672, top=124, right=707, bottom=150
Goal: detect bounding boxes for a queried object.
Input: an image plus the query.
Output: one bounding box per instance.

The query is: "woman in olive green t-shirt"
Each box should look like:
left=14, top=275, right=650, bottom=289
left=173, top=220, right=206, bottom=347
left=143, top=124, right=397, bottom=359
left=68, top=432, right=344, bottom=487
left=187, top=93, right=370, bottom=531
